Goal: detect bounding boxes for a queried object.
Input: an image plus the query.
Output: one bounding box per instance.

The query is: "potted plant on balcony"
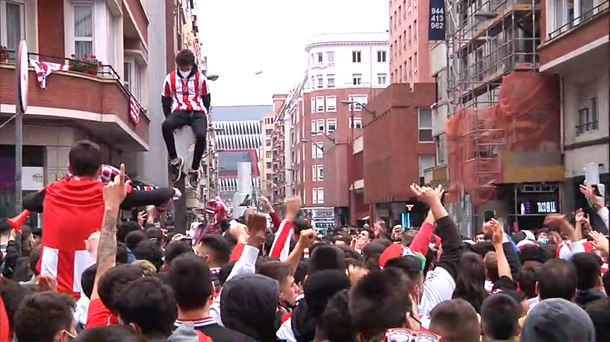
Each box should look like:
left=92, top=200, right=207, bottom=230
left=0, top=46, right=8, bottom=63
left=69, top=54, right=101, bottom=75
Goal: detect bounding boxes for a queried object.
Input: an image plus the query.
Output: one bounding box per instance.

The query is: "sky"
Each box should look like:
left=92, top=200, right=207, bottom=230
left=197, top=0, right=389, bottom=106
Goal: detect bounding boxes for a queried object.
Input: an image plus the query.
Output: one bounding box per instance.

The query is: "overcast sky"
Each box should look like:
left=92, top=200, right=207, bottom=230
left=197, top=0, right=389, bottom=106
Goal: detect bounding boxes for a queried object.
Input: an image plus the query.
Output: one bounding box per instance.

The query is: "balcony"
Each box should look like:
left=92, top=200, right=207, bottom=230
left=0, top=52, right=149, bottom=151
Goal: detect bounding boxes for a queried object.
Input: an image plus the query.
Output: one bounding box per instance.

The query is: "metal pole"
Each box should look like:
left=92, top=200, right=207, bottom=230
left=348, top=106, right=355, bottom=225
left=15, top=69, right=23, bottom=213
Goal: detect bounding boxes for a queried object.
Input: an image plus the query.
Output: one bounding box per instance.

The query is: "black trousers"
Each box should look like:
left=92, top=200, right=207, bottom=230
left=162, top=110, right=207, bottom=170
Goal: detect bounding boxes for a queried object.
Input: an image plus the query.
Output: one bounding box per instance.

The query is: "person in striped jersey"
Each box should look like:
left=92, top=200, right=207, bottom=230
left=161, top=49, right=211, bottom=188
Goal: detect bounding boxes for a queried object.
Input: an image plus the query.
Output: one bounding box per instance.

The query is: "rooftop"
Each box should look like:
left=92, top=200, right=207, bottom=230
left=305, top=32, right=389, bottom=51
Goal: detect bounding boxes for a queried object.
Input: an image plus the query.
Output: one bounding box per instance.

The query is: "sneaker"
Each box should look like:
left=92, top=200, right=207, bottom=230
left=187, top=169, right=201, bottom=189
left=169, top=158, right=184, bottom=183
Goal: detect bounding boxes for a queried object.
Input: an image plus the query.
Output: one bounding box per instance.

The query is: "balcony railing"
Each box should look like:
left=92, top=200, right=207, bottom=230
left=576, top=121, right=599, bottom=136
left=548, top=0, right=610, bottom=40
left=0, top=50, right=144, bottom=115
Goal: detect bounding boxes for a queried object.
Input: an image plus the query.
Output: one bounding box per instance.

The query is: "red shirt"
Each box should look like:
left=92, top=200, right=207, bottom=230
left=86, top=298, right=118, bottom=329
left=0, top=295, right=9, bottom=342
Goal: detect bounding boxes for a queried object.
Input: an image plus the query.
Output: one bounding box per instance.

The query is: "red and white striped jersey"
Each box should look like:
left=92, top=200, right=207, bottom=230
left=162, top=70, right=209, bottom=113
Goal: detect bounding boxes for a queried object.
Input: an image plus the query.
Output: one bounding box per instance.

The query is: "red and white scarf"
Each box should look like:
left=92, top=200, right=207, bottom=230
left=270, top=220, right=294, bottom=261
left=30, top=59, right=69, bottom=89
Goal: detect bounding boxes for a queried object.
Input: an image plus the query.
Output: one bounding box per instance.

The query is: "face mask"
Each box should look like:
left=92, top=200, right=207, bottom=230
left=178, top=69, right=192, bottom=78
left=537, top=237, right=549, bottom=245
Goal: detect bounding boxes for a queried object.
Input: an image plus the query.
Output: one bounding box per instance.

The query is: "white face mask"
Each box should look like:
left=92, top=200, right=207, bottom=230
left=179, top=69, right=192, bottom=78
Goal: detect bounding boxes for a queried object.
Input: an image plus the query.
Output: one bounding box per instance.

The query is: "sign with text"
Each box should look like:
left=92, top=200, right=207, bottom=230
left=428, top=0, right=446, bottom=41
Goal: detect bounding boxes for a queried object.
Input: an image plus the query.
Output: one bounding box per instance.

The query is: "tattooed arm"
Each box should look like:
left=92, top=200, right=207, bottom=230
left=90, top=164, right=129, bottom=302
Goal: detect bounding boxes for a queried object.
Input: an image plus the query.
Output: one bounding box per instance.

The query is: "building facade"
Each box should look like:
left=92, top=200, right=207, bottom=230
left=538, top=0, right=609, bottom=214
left=389, top=0, right=434, bottom=84
left=364, top=83, right=437, bottom=227
left=296, top=32, right=388, bottom=226
left=0, top=0, right=149, bottom=218
left=260, top=111, right=276, bottom=198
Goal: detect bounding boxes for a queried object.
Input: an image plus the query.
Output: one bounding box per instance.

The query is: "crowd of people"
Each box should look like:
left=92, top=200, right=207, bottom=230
left=1, top=139, right=610, bottom=342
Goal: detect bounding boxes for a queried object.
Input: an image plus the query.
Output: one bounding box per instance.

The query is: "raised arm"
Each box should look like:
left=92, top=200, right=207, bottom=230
left=90, top=164, right=129, bottom=302
left=491, top=219, right=512, bottom=280
left=283, top=229, right=315, bottom=274
left=120, top=187, right=179, bottom=209
left=409, top=209, right=435, bottom=255
left=23, top=188, right=46, bottom=213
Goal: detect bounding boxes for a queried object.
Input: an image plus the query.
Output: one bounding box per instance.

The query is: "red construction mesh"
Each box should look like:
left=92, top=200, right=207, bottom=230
left=446, top=72, right=560, bottom=205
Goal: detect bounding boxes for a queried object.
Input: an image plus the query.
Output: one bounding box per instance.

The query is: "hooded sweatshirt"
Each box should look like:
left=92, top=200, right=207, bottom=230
left=520, top=298, right=595, bottom=342
left=221, top=273, right=280, bottom=341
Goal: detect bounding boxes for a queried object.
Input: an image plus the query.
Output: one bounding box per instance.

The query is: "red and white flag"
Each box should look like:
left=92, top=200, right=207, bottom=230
left=270, top=220, right=294, bottom=261
left=30, top=59, right=69, bottom=89
left=129, top=96, right=141, bottom=125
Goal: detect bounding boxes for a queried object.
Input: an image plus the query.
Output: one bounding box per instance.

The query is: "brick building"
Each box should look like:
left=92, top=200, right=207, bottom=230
left=389, top=0, right=433, bottom=84
left=364, top=83, right=436, bottom=226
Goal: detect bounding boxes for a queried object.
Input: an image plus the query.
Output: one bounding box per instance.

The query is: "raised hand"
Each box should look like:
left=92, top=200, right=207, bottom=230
left=102, top=163, right=129, bottom=208
left=543, top=213, right=568, bottom=229
left=589, top=231, right=609, bottom=258
left=490, top=219, right=503, bottom=246
left=410, top=184, right=442, bottom=207
left=259, top=196, right=274, bottom=212
left=297, top=228, right=316, bottom=248
left=246, top=212, right=267, bottom=247
left=580, top=184, right=603, bottom=208
left=286, top=196, right=302, bottom=221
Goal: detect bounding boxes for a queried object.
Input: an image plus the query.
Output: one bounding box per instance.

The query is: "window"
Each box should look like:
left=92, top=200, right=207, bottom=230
left=377, top=50, right=387, bottom=62
left=352, top=73, right=362, bottom=85
left=436, top=134, right=446, bottom=164
left=316, top=75, right=323, bottom=89
left=316, top=97, right=325, bottom=112
left=266, top=151, right=272, bottom=158
left=577, top=97, right=599, bottom=135
left=377, top=73, right=387, bottom=85
left=352, top=50, right=362, bottom=63
left=316, top=52, right=323, bottom=63
left=316, top=119, right=325, bottom=132
left=348, top=95, right=368, bottom=110
left=266, top=162, right=272, bottom=169
left=408, top=57, right=412, bottom=76
left=413, top=20, right=417, bottom=41
left=124, top=61, right=141, bottom=101
left=408, top=26, right=411, bottom=46
left=418, top=155, right=436, bottom=184
left=317, top=166, right=324, bottom=181
left=414, top=52, right=418, bottom=72
left=327, top=51, right=335, bottom=64
left=312, top=165, right=324, bottom=181
left=73, top=4, right=94, bottom=57
left=551, top=0, right=575, bottom=33
left=311, top=98, right=316, bottom=113
left=327, top=74, right=335, bottom=88
left=312, top=188, right=318, bottom=204
left=317, top=188, right=324, bottom=203
left=350, top=118, right=363, bottom=129
left=399, top=35, right=403, bottom=54
left=311, top=142, right=323, bottom=159
left=311, top=76, right=315, bottom=89
left=418, top=108, right=433, bottom=142
left=327, top=118, right=337, bottom=133
left=1, top=0, right=25, bottom=53
left=398, top=5, right=402, bottom=24
left=266, top=139, right=271, bottom=147
left=326, top=96, right=337, bottom=112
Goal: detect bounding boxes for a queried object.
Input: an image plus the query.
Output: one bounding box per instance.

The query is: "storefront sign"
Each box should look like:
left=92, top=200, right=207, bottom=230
left=520, top=201, right=558, bottom=215
left=22, top=167, right=44, bottom=191
left=428, top=0, right=446, bottom=41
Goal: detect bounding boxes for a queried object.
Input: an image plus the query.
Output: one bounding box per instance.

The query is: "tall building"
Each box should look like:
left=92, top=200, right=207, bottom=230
left=538, top=0, right=609, bottom=213
left=389, top=0, right=434, bottom=84
left=0, top=0, right=149, bottom=218
left=296, top=32, right=389, bottom=226
left=260, top=111, right=276, bottom=198
left=212, top=105, right=270, bottom=206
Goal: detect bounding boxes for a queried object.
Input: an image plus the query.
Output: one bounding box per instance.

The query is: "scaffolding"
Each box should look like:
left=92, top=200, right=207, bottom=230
left=445, top=0, right=543, bottom=205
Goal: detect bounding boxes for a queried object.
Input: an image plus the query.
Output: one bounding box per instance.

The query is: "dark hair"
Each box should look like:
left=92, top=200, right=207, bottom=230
left=384, top=255, right=422, bottom=285
left=471, top=241, right=495, bottom=259
left=175, top=49, right=195, bottom=67
left=74, top=325, right=143, bottom=342
left=168, top=254, right=213, bottom=311
left=132, top=239, right=164, bottom=271
left=29, top=244, right=41, bottom=276
left=336, top=244, right=362, bottom=261
left=257, top=261, right=292, bottom=286
left=571, top=252, right=602, bottom=291
left=81, top=263, right=98, bottom=299
left=538, top=258, right=576, bottom=300
left=164, top=240, right=194, bottom=267
left=14, top=292, right=75, bottom=341
left=145, top=227, right=164, bottom=247
left=362, top=240, right=390, bottom=271
left=1, top=278, right=34, bottom=329
left=125, top=230, right=146, bottom=251
left=218, top=261, right=236, bottom=286
left=294, top=261, right=308, bottom=285
left=452, top=252, right=486, bottom=312
left=349, top=268, right=411, bottom=340
left=319, top=289, right=355, bottom=342
left=481, top=294, right=521, bottom=340
left=69, top=140, right=102, bottom=176
left=308, top=245, right=346, bottom=275
left=603, top=270, right=610, bottom=297
left=199, top=234, right=232, bottom=265
left=430, top=299, right=480, bottom=342
left=116, top=242, right=129, bottom=264
left=361, top=228, right=374, bottom=239
left=519, top=245, right=545, bottom=264
left=98, top=264, right=145, bottom=313
left=118, top=221, right=140, bottom=243
left=518, top=261, right=542, bottom=299
left=116, top=277, right=178, bottom=338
